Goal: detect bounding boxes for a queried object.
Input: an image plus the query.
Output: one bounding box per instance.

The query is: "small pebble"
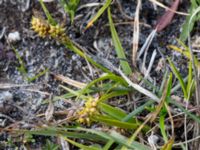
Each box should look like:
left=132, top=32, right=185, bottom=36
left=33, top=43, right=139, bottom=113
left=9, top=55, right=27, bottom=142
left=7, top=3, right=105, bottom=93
left=148, top=134, right=159, bottom=148
left=0, top=91, right=13, bottom=102
left=19, top=0, right=30, bottom=12
left=7, top=31, right=21, bottom=43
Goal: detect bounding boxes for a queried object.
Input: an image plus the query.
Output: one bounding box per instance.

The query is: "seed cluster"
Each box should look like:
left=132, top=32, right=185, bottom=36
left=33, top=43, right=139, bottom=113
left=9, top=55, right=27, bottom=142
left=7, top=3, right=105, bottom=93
left=77, top=97, right=99, bottom=125
left=31, top=17, right=69, bottom=43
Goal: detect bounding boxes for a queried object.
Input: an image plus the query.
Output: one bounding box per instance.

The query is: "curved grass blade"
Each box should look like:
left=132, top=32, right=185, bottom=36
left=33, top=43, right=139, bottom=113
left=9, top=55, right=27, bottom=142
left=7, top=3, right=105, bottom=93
left=108, top=7, right=132, bottom=75
left=66, top=43, right=111, bottom=73
left=99, top=102, right=135, bottom=122
left=78, top=73, right=127, bottom=98
left=159, top=73, right=173, bottom=143
left=98, top=90, right=129, bottom=102
left=22, top=128, right=105, bottom=142
left=79, top=127, right=151, bottom=150
left=103, top=139, right=114, bottom=150
left=91, top=115, right=149, bottom=131
left=122, top=100, right=155, bottom=122
left=39, top=0, right=57, bottom=25
left=60, top=0, right=80, bottom=23
left=110, top=131, right=151, bottom=150
left=99, top=102, right=127, bottom=120
left=170, top=100, right=200, bottom=124
left=180, top=0, right=199, bottom=41
left=85, top=0, right=112, bottom=30
left=27, top=68, right=49, bottom=82
left=160, top=115, right=168, bottom=143
left=168, top=58, right=188, bottom=98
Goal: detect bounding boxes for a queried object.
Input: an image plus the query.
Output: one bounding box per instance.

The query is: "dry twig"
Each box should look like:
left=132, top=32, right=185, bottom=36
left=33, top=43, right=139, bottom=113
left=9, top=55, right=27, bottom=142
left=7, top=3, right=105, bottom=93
left=132, top=0, right=141, bottom=66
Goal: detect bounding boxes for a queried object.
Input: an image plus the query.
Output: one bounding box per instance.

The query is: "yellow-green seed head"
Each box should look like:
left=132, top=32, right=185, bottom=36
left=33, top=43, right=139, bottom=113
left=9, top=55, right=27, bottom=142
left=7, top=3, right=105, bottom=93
left=89, top=107, right=96, bottom=113
left=31, top=17, right=49, bottom=38
left=31, top=16, right=68, bottom=43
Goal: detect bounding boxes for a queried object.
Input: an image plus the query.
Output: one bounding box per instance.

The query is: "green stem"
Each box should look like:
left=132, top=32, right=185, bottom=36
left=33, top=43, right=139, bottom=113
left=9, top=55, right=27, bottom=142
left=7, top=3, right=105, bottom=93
left=64, top=41, right=111, bottom=73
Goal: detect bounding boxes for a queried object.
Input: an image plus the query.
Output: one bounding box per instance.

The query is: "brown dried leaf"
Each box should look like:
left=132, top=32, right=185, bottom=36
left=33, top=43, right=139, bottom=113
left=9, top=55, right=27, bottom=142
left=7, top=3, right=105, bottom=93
left=155, top=0, right=180, bottom=32
left=54, top=74, right=86, bottom=89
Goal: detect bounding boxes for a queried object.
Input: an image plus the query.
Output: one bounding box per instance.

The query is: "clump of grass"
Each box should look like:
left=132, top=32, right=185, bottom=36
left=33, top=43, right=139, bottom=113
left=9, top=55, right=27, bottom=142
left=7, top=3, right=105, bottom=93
left=60, top=0, right=80, bottom=23
left=180, top=0, right=200, bottom=41
left=10, top=0, right=200, bottom=149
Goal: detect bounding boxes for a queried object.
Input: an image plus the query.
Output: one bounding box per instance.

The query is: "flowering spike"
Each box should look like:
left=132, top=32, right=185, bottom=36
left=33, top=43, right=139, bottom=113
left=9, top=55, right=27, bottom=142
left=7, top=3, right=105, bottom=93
left=31, top=17, right=50, bottom=38
left=77, top=97, right=100, bottom=125
left=31, top=16, right=69, bottom=43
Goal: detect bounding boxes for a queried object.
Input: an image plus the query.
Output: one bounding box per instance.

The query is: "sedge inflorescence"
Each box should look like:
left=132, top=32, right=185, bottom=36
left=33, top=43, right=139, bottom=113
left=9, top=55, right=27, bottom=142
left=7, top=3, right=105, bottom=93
left=31, top=17, right=69, bottom=43
left=77, top=97, right=100, bottom=125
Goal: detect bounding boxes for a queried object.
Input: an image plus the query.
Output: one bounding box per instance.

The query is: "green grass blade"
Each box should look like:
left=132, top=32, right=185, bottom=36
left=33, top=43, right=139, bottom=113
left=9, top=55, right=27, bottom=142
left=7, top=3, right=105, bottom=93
left=44, top=83, right=131, bottom=104
left=160, top=73, right=173, bottom=143
left=22, top=128, right=105, bottom=142
left=187, top=61, right=193, bottom=96
left=110, top=131, right=151, bottom=150
left=23, top=126, right=150, bottom=149
left=27, top=68, right=49, bottom=82
left=180, top=9, right=195, bottom=42
left=159, top=114, right=168, bottom=143
left=99, top=102, right=127, bottom=120
left=170, top=100, right=200, bottom=124
left=66, top=43, right=111, bottom=73
left=99, top=102, right=135, bottom=122
left=168, top=58, right=188, bottom=98
left=12, top=47, right=49, bottom=82
left=122, top=100, right=155, bottom=122
left=60, top=85, right=89, bottom=100
left=180, top=0, right=198, bottom=41
left=92, top=115, right=148, bottom=131
left=107, top=7, right=132, bottom=75
left=85, top=0, right=112, bottom=29
left=103, top=139, right=114, bottom=150
left=169, top=40, right=199, bottom=67
left=60, top=0, right=80, bottom=23
left=160, top=70, right=169, bottom=94
left=12, top=47, right=27, bottom=75
left=98, top=90, right=129, bottom=102
left=79, top=127, right=151, bottom=150
left=78, top=73, right=127, bottom=98
left=39, top=0, right=57, bottom=25
left=52, top=83, right=130, bottom=102
left=166, top=73, right=173, bottom=101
